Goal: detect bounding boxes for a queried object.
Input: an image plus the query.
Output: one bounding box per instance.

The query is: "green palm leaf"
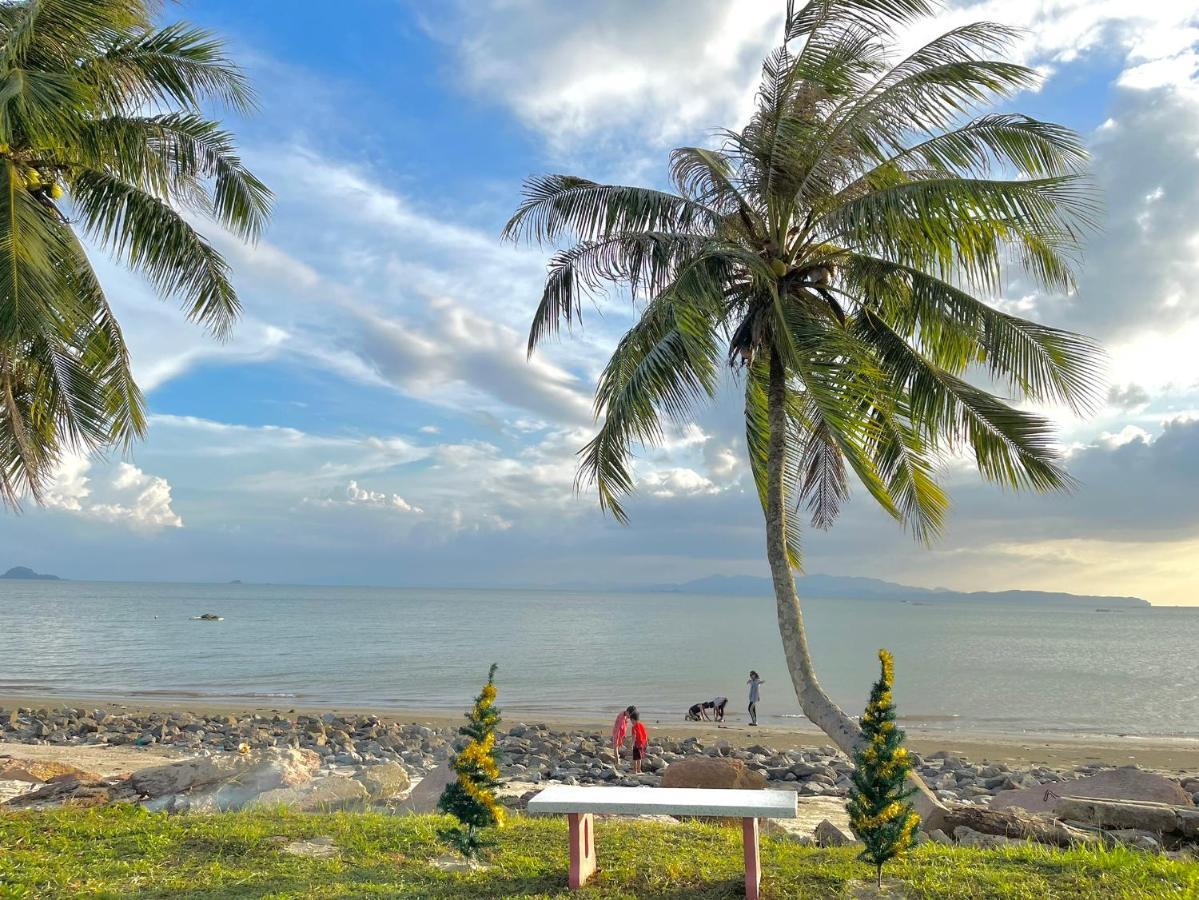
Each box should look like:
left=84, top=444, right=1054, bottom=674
left=514, top=0, right=1101, bottom=566
left=0, top=0, right=267, bottom=507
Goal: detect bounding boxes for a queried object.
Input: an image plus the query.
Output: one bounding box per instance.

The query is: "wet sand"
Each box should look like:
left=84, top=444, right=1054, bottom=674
left=3, top=693, right=1196, bottom=773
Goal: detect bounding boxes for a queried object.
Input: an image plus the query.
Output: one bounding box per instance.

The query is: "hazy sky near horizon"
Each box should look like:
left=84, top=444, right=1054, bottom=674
left=6, top=1, right=1199, bottom=604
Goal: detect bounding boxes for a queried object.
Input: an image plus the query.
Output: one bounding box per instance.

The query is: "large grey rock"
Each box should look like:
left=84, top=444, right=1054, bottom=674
left=135, top=748, right=320, bottom=806
left=814, top=819, right=853, bottom=848
left=355, top=763, right=411, bottom=801
left=1055, top=796, right=1199, bottom=838
left=398, top=761, right=456, bottom=814
left=132, top=756, right=246, bottom=797
left=990, top=767, right=1193, bottom=814
left=253, top=775, right=369, bottom=812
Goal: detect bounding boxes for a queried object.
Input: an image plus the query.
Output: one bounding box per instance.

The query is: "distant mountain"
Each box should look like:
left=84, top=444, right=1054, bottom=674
left=1, top=566, right=61, bottom=581
left=653, top=573, right=1150, bottom=608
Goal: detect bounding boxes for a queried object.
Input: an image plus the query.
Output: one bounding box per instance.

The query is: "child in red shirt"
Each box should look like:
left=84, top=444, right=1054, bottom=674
left=629, top=709, right=648, bottom=774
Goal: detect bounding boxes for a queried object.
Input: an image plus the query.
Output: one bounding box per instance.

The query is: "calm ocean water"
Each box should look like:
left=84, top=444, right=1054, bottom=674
left=0, top=580, right=1195, bottom=738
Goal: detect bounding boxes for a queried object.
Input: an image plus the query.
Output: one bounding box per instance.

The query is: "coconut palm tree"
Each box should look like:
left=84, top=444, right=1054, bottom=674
left=507, top=0, right=1100, bottom=828
left=0, top=0, right=269, bottom=506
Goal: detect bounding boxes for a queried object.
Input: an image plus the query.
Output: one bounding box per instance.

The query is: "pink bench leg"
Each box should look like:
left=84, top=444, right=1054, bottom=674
left=568, top=812, right=597, bottom=889
left=743, top=817, right=761, bottom=900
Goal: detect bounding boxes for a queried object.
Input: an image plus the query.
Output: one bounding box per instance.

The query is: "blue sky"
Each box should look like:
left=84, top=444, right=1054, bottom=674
left=6, top=1, right=1199, bottom=604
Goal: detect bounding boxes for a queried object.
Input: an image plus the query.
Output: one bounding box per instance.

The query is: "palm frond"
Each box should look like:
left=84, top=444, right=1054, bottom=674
left=502, top=175, right=715, bottom=245
left=580, top=269, right=726, bottom=521
left=70, top=169, right=239, bottom=337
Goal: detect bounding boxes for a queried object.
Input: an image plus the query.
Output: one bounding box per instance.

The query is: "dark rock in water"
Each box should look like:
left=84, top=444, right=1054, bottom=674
left=1, top=566, right=61, bottom=580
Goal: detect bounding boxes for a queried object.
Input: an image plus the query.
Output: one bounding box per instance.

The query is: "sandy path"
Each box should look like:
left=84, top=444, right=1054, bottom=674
left=0, top=740, right=187, bottom=778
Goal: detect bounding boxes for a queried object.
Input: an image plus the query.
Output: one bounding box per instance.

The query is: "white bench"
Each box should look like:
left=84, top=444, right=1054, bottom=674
left=526, top=785, right=798, bottom=899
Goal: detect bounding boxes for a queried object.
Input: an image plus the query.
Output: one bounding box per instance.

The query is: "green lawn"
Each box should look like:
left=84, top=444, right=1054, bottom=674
left=0, top=807, right=1195, bottom=899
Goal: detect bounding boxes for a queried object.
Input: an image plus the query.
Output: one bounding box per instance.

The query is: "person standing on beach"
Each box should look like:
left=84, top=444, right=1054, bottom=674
left=630, top=709, right=648, bottom=774
left=611, top=705, right=634, bottom=769
left=747, top=671, right=764, bottom=726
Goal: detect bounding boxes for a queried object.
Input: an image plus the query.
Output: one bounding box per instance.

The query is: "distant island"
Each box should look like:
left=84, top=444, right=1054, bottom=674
left=1, top=566, right=62, bottom=581
left=558, top=572, right=1150, bottom=608
left=661, top=574, right=1150, bottom=608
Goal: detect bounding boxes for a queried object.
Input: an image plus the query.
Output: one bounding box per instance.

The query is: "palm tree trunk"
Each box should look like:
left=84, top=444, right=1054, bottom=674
left=764, top=348, right=946, bottom=831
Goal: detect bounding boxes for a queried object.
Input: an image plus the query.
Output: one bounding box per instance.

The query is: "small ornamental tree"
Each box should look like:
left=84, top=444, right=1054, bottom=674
left=847, top=649, right=920, bottom=889
left=438, top=663, right=505, bottom=856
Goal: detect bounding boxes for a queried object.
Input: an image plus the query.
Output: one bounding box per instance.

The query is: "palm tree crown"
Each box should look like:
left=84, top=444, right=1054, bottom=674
left=0, top=0, right=269, bottom=506
left=506, top=0, right=1100, bottom=565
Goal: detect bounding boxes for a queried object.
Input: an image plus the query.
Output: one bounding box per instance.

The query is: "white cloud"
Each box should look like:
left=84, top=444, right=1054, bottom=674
left=45, top=457, right=182, bottom=531
left=434, top=0, right=782, bottom=152
left=436, top=0, right=1199, bottom=159
left=641, top=467, right=721, bottom=498
left=342, top=480, right=422, bottom=514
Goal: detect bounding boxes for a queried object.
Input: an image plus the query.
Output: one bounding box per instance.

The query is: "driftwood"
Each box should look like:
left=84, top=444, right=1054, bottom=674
left=940, top=804, right=1101, bottom=847
left=1054, top=796, right=1199, bottom=838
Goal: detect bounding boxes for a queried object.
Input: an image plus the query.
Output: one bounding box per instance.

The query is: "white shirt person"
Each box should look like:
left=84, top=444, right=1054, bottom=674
left=747, top=671, right=764, bottom=726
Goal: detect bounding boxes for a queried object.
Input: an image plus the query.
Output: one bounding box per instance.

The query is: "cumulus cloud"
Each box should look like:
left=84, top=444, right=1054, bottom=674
left=430, top=0, right=781, bottom=153
left=641, top=467, right=721, bottom=498
left=326, top=480, right=423, bottom=514
left=45, top=457, right=182, bottom=531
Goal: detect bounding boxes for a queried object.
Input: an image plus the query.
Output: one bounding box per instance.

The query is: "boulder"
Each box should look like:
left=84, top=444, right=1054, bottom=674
left=814, top=819, right=853, bottom=848
left=660, top=757, right=767, bottom=791
left=991, top=767, right=1193, bottom=814
left=133, top=748, right=319, bottom=802
left=398, top=761, right=457, bottom=814
left=1054, top=796, right=1199, bottom=838
left=0, top=758, right=100, bottom=783
left=355, top=763, right=411, bottom=801
left=252, top=775, right=369, bottom=812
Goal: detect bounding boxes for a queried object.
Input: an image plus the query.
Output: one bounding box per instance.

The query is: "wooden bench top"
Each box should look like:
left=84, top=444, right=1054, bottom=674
left=526, top=785, right=798, bottom=819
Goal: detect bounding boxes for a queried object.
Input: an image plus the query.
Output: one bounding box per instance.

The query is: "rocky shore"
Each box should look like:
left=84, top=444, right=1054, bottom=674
left=4, top=705, right=1198, bottom=810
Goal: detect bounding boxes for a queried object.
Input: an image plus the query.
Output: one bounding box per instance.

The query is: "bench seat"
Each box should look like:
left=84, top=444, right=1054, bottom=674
left=527, top=785, right=798, bottom=899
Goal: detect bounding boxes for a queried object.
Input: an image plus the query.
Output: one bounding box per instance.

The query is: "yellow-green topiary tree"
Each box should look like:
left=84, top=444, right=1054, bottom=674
left=438, top=663, right=505, bottom=856
left=847, top=649, right=920, bottom=888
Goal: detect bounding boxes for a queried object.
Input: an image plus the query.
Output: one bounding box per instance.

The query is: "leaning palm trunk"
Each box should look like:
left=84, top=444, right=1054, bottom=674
left=766, top=350, right=947, bottom=830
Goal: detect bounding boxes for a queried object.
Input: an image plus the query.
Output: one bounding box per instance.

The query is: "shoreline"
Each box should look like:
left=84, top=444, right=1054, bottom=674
left=2, top=693, right=1196, bottom=771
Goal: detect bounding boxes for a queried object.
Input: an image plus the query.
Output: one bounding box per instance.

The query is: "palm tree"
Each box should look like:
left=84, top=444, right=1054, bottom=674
left=0, top=0, right=269, bottom=506
left=507, top=0, right=1100, bottom=828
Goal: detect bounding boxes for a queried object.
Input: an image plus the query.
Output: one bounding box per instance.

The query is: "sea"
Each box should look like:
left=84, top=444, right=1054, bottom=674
left=1, top=580, right=1196, bottom=739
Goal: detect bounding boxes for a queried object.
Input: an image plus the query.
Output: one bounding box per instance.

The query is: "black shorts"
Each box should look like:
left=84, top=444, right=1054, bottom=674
left=632, top=745, right=645, bottom=761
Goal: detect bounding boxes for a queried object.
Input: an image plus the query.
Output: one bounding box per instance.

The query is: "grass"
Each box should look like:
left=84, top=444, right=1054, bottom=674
left=0, top=807, right=1196, bottom=898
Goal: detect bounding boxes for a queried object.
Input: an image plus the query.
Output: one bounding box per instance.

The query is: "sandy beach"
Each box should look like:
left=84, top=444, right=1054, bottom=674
left=3, top=693, right=1195, bottom=773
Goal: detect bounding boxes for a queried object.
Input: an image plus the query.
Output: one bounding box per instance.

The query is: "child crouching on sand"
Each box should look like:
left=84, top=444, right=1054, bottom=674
left=630, top=709, right=648, bottom=774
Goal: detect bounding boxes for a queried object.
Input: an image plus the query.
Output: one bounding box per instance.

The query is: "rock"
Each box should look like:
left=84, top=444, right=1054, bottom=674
left=398, top=761, right=456, bottom=814
left=282, top=836, right=339, bottom=859
left=253, top=775, right=369, bottom=812
left=1054, top=796, right=1199, bottom=837
left=1108, top=829, right=1163, bottom=852
left=953, top=826, right=1024, bottom=849
left=929, top=828, right=952, bottom=846
left=814, top=819, right=853, bottom=848
left=660, top=757, right=767, bottom=790
left=0, top=758, right=100, bottom=783
left=3, top=776, right=135, bottom=810
left=991, top=767, right=1194, bottom=814
left=355, top=763, right=411, bottom=801
left=132, top=748, right=319, bottom=800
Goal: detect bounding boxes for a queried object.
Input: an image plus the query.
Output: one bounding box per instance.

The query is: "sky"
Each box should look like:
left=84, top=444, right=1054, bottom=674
left=5, top=1, right=1199, bottom=605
